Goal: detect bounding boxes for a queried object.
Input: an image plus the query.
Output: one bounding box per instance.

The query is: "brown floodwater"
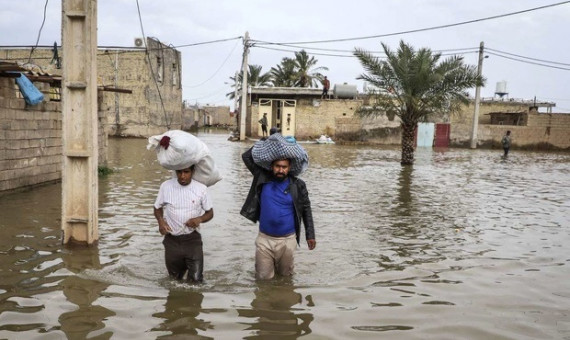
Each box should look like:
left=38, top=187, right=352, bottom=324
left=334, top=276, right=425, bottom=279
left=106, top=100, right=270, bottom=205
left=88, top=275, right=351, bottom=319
left=0, top=130, right=569, bottom=339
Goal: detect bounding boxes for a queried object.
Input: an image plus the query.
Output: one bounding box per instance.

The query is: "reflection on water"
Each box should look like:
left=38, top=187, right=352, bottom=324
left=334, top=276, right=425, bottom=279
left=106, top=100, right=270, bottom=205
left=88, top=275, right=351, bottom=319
left=0, top=131, right=569, bottom=339
left=238, top=281, right=313, bottom=339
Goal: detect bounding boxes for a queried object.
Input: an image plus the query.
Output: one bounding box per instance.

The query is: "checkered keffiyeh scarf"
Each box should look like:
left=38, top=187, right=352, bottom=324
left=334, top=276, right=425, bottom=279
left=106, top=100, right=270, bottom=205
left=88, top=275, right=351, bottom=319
left=252, top=133, right=309, bottom=176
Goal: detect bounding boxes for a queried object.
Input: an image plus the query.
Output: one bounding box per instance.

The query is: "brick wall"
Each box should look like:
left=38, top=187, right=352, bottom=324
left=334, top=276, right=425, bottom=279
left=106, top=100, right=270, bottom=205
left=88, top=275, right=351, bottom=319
left=98, top=39, right=182, bottom=137
left=451, top=101, right=570, bottom=149
left=0, top=77, right=108, bottom=195
left=1, top=38, right=183, bottom=139
left=294, top=99, right=361, bottom=138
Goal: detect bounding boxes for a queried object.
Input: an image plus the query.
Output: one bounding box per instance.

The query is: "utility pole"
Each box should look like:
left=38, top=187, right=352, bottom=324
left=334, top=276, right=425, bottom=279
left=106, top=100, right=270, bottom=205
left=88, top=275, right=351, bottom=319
left=470, top=41, right=484, bottom=149
left=233, top=70, right=239, bottom=127
left=61, top=0, right=99, bottom=244
left=239, top=31, right=249, bottom=141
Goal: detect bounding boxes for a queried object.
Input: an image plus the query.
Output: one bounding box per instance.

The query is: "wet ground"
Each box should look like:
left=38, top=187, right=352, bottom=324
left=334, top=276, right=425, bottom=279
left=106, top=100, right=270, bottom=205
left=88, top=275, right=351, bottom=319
left=0, top=130, right=569, bottom=339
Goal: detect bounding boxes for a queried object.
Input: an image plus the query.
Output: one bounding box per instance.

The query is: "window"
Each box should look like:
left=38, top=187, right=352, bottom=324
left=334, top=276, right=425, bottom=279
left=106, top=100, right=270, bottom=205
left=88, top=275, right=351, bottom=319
left=156, top=57, right=163, bottom=83
left=172, top=63, right=177, bottom=86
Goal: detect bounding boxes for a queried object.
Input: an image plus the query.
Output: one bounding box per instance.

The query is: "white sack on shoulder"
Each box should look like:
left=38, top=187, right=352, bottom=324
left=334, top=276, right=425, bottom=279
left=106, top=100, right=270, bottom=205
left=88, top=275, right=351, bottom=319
left=147, top=130, right=222, bottom=186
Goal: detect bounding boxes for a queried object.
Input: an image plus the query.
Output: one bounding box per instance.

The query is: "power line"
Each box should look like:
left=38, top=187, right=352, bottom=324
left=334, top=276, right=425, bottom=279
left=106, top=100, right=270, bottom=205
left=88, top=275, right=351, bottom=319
left=254, top=45, right=356, bottom=58
left=184, top=39, right=240, bottom=88
left=253, top=1, right=570, bottom=45
left=172, top=36, right=242, bottom=49
left=486, top=51, right=570, bottom=71
left=252, top=40, right=480, bottom=55
left=135, top=0, right=170, bottom=129
left=486, top=47, right=570, bottom=67
left=28, top=0, right=50, bottom=63
left=254, top=44, right=479, bottom=59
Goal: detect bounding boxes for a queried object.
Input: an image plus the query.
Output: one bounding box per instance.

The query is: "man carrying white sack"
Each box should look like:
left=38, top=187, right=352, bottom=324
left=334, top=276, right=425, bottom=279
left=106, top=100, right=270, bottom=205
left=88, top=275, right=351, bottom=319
left=240, top=133, right=316, bottom=280
left=148, top=130, right=221, bottom=282
left=154, top=165, right=214, bottom=283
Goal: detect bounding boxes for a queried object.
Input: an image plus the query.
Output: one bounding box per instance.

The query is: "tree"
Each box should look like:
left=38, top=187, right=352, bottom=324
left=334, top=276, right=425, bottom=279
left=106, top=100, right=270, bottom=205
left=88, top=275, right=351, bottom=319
left=270, top=57, right=296, bottom=87
left=226, top=64, right=272, bottom=100
left=354, top=40, right=484, bottom=165
left=270, top=50, right=328, bottom=88
left=293, top=50, right=328, bottom=87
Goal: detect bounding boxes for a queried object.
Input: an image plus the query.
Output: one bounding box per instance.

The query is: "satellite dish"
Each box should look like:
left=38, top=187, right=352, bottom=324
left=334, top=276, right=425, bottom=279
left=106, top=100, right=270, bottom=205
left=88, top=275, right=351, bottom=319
left=134, top=38, right=144, bottom=47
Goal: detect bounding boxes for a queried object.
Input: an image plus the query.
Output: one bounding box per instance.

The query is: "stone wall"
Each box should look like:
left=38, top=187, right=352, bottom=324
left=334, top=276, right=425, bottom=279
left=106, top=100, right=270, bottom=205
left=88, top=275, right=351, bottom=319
left=451, top=101, right=570, bottom=149
left=0, top=77, right=108, bottom=195
left=294, top=98, right=361, bottom=138
left=98, top=39, right=182, bottom=137
left=181, top=105, right=233, bottom=131
left=1, top=38, right=183, bottom=139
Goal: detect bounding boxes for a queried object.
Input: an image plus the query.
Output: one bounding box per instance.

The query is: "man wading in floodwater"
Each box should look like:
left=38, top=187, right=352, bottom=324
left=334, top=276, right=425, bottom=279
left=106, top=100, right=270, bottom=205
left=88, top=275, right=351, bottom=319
left=154, top=165, right=214, bottom=283
left=240, top=135, right=316, bottom=280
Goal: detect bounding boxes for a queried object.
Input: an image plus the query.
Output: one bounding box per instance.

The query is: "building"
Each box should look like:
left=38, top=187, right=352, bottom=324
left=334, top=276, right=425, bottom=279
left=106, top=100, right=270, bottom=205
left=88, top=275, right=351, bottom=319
left=247, top=86, right=367, bottom=140
left=0, top=37, right=183, bottom=194
left=182, top=102, right=234, bottom=131
left=451, top=98, right=569, bottom=150
left=246, top=85, right=569, bottom=150
left=0, top=61, right=107, bottom=194
left=1, top=37, right=183, bottom=137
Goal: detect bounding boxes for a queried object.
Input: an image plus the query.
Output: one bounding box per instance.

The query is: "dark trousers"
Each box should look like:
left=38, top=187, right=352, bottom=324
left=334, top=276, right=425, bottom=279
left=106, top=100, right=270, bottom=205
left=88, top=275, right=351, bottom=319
left=163, top=232, right=204, bottom=283
left=503, top=147, right=510, bottom=156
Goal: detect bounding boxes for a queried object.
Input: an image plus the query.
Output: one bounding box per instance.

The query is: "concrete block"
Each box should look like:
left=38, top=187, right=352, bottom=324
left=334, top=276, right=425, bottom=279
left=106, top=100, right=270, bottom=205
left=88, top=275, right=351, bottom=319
left=10, top=98, right=26, bottom=110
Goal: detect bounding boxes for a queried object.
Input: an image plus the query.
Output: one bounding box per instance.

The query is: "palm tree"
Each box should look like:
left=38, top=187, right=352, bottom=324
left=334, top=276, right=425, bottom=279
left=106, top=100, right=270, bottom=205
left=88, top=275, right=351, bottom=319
left=354, top=40, right=484, bottom=165
left=226, top=64, right=272, bottom=100
left=270, top=57, right=296, bottom=87
left=293, top=50, right=328, bottom=87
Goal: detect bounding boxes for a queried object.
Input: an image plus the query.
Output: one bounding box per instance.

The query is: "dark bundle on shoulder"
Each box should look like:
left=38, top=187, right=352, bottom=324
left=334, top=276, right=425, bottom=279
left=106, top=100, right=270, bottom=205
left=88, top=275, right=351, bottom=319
left=251, top=133, right=309, bottom=177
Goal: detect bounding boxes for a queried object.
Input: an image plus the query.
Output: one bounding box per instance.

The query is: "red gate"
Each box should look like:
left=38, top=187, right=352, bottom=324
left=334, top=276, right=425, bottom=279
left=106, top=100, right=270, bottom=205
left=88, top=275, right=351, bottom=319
left=434, top=123, right=450, bottom=147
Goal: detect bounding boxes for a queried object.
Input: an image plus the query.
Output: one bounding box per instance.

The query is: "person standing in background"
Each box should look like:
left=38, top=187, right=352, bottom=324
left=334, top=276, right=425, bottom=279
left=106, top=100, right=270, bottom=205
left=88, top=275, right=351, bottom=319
left=501, top=130, right=512, bottom=157
left=259, top=113, right=268, bottom=137
left=321, top=76, right=330, bottom=99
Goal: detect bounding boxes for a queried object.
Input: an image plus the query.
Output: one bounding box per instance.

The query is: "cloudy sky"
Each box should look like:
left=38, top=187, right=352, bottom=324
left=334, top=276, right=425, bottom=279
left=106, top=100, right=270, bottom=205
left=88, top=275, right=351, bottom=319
left=1, top=0, right=569, bottom=111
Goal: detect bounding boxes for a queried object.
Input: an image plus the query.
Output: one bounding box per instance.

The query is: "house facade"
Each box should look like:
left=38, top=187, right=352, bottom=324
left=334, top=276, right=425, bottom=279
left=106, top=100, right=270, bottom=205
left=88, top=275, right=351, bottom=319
left=1, top=37, right=183, bottom=137
left=247, top=86, right=369, bottom=140
left=451, top=98, right=569, bottom=150
left=0, top=38, right=183, bottom=194
left=246, top=86, right=569, bottom=150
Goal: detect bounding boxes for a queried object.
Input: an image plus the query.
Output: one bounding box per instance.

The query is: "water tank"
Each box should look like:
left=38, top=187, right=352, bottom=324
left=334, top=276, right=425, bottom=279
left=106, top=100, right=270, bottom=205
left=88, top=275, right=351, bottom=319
left=333, top=83, right=357, bottom=99
left=495, top=81, right=508, bottom=97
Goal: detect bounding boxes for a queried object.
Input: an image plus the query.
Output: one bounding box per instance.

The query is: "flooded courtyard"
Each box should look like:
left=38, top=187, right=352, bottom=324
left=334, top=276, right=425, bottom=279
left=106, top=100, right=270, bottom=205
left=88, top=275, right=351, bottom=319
left=0, top=131, right=569, bottom=339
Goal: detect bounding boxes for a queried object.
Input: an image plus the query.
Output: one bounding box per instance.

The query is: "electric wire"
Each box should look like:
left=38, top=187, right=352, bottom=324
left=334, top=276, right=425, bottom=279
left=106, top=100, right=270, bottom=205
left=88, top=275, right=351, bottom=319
left=28, top=0, right=50, bottom=63
left=486, top=47, right=570, bottom=67
left=184, top=38, right=240, bottom=88
left=254, top=44, right=479, bottom=59
left=252, top=1, right=570, bottom=45
left=135, top=0, right=171, bottom=129
left=252, top=40, right=479, bottom=55
left=486, top=51, right=570, bottom=71
left=172, top=36, right=242, bottom=49
left=254, top=45, right=357, bottom=58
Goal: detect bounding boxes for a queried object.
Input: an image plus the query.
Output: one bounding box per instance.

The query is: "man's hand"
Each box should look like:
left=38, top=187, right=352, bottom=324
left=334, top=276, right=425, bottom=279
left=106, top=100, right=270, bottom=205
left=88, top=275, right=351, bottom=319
left=185, top=217, right=202, bottom=229
left=158, top=219, right=171, bottom=235
left=307, top=239, right=316, bottom=250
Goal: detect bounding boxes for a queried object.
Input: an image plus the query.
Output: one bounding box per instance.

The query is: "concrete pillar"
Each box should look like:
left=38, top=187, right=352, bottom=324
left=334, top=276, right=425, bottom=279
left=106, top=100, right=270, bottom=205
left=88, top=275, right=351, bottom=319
left=61, top=0, right=99, bottom=245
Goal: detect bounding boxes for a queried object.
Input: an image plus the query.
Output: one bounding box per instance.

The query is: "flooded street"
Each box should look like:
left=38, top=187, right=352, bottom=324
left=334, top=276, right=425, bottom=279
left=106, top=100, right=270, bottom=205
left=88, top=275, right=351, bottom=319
left=1, top=131, right=569, bottom=339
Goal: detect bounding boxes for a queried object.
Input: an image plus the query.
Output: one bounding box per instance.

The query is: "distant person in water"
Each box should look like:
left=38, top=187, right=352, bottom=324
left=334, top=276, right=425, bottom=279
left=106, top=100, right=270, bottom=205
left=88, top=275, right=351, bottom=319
left=501, top=130, right=512, bottom=157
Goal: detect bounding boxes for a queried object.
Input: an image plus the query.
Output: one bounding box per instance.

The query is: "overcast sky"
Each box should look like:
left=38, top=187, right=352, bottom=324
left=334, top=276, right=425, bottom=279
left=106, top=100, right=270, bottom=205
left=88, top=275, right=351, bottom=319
left=1, top=0, right=569, bottom=111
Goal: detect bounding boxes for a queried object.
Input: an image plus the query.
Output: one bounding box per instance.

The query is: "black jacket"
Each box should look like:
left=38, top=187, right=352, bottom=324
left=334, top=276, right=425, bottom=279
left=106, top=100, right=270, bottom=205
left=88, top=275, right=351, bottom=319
left=240, top=147, right=315, bottom=244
